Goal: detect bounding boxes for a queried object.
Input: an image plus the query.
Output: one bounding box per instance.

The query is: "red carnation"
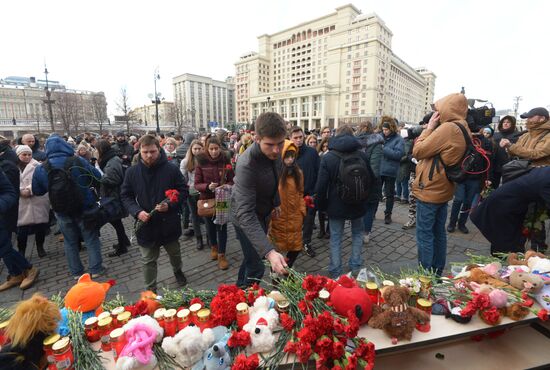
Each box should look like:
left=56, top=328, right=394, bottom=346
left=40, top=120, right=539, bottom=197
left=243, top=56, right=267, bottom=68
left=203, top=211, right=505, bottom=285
left=298, top=299, right=313, bottom=314
left=231, top=353, right=259, bottom=370
left=164, top=189, right=179, bottom=203
left=521, top=298, right=534, bottom=307
left=460, top=301, right=477, bottom=317
left=125, top=300, right=148, bottom=317
left=345, top=354, right=358, bottom=370
left=280, top=313, right=296, bottom=332
left=332, top=340, right=345, bottom=359
left=344, top=310, right=360, bottom=338
left=480, top=307, right=501, bottom=325
left=228, top=330, right=251, bottom=348
left=314, top=337, right=334, bottom=361
left=538, top=309, right=549, bottom=321
left=295, top=341, right=313, bottom=363
left=472, top=293, right=491, bottom=310
left=331, top=366, right=344, bottom=370
left=189, top=297, right=204, bottom=307
left=225, top=164, right=233, bottom=170
left=210, top=284, right=246, bottom=326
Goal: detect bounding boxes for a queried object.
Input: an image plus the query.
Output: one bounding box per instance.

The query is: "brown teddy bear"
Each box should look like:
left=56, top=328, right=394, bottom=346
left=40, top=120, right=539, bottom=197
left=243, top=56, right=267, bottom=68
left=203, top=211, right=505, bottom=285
left=467, top=267, right=511, bottom=289
left=507, top=250, right=546, bottom=266
left=367, top=286, right=430, bottom=342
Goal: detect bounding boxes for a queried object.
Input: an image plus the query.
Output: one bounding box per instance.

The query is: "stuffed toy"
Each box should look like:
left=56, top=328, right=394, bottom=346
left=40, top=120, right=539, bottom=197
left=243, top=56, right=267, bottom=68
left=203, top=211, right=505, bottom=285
left=467, top=267, right=510, bottom=289
left=509, top=270, right=550, bottom=293
left=506, top=303, right=530, bottom=321
left=508, top=250, right=546, bottom=266
left=202, top=332, right=231, bottom=370
left=162, top=325, right=216, bottom=368
left=327, top=275, right=373, bottom=325
left=116, top=315, right=164, bottom=370
left=139, top=291, right=162, bottom=315
left=243, top=296, right=279, bottom=354
left=368, top=286, right=430, bottom=342
left=469, top=282, right=509, bottom=308
left=0, top=294, right=61, bottom=370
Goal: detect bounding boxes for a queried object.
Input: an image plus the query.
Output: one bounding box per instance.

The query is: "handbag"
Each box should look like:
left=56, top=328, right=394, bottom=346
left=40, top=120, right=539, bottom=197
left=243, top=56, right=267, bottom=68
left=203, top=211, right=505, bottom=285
left=197, top=198, right=216, bottom=217
left=501, top=159, right=531, bottom=184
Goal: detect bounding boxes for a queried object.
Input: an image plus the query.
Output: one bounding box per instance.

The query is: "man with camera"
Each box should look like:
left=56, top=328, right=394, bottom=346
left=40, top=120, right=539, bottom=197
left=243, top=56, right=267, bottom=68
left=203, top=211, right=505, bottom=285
left=412, top=93, right=469, bottom=276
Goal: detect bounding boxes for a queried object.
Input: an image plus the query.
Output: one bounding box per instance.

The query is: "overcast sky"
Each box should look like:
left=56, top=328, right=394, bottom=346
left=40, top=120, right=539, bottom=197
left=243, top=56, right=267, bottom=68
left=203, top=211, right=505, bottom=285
left=1, top=0, right=548, bottom=118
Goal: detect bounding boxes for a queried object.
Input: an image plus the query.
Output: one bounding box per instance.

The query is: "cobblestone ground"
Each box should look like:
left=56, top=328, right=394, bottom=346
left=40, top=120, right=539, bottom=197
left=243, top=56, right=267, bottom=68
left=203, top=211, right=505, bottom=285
left=0, top=201, right=490, bottom=307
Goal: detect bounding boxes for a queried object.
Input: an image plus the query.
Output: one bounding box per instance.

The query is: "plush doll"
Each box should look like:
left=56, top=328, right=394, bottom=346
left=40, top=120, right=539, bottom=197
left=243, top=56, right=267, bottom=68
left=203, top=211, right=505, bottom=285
left=467, top=267, right=510, bottom=289
left=116, top=315, right=164, bottom=370
left=328, top=275, right=373, bottom=325
left=368, top=286, right=430, bottom=342
left=58, top=273, right=115, bottom=335
left=469, top=282, right=509, bottom=308
left=203, top=333, right=231, bottom=370
left=508, top=250, right=546, bottom=266
left=242, top=296, right=279, bottom=355
left=162, top=325, right=216, bottom=368
left=0, top=294, right=61, bottom=370
left=509, top=270, right=550, bottom=293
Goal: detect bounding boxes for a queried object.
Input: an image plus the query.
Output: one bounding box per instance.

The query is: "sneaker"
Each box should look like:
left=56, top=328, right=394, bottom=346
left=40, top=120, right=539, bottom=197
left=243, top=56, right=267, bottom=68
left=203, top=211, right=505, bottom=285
left=20, top=267, right=40, bottom=290
left=0, top=274, right=25, bottom=292
left=363, top=233, right=370, bottom=244
left=91, top=268, right=107, bottom=279
left=183, top=228, right=194, bottom=237
left=402, top=221, right=416, bottom=230
left=174, top=270, right=187, bottom=286
left=384, top=214, right=392, bottom=224
left=458, top=225, right=469, bottom=234
left=447, top=224, right=456, bottom=233
left=303, top=243, right=316, bottom=258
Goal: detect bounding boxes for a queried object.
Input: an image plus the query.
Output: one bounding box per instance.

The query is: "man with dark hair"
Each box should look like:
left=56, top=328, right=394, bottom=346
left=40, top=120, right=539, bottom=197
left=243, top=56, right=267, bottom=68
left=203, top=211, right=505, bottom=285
left=232, top=112, right=288, bottom=287
left=121, top=134, right=188, bottom=292
left=289, top=126, right=320, bottom=257
left=112, top=131, right=135, bottom=168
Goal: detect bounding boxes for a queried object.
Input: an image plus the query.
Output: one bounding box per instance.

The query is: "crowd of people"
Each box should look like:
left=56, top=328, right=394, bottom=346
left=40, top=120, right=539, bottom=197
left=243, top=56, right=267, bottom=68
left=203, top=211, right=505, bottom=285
left=0, top=92, right=549, bottom=293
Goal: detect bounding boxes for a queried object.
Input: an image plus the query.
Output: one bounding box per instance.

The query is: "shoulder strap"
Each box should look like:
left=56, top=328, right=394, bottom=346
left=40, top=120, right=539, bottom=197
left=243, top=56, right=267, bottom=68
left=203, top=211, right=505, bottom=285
left=452, top=122, right=473, bottom=148
left=43, top=159, right=51, bottom=173
left=535, top=130, right=550, bottom=145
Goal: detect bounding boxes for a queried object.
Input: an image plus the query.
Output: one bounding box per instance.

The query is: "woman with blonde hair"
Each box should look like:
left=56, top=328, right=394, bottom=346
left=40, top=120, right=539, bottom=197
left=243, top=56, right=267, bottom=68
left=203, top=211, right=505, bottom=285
left=180, top=139, right=205, bottom=250
left=305, top=134, right=318, bottom=149
left=163, top=137, right=178, bottom=164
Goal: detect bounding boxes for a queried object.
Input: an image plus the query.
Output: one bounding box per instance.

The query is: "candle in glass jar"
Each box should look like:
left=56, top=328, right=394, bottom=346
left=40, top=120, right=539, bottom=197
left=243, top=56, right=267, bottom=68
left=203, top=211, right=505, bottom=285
left=0, top=320, right=10, bottom=346
left=365, top=282, right=379, bottom=305
left=415, top=298, right=432, bottom=332
left=177, top=309, right=191, bottom=331
left=276, top=300, right=290, bottom=314
left=111, top=307, right=125, bottom=328
left=84, top=316, right=100, bottom=342
left=419, top=276, right=432, bottom=299
left=117, top=311, right=132, bottom=327
left=153, top=308, right=166, bottom=330
left=43, top=333, right=61, bottom=370
left=98, top=317, right=113, bottom=352
left=236, top=303, right=249, bottom=329
left=52, top=337, right=74, bottom=370
left=197, top=308, right=211, bottom=332
left=110, top=328, right=126, bottom=361
left=318, top=289, right=330, bottom=302
left=164, top=309, right=178, bottom=337
left=189, top=303, right=202, bottom=325
left=97, top=311, right=111, bottom=321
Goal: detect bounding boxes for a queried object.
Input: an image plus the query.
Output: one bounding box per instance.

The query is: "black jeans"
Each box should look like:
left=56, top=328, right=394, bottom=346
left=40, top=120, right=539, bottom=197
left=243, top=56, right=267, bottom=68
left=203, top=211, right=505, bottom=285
left=302, top=207, right=316, bottom=245
left=204, top=217, right=228, bottom=253
left=187, top=193, right=203, bottom=238
left=235, top=225, right=265, bottom=288
left=381, top=175, right=396, bottom=215
left=110, top=218, right=130, bottom=247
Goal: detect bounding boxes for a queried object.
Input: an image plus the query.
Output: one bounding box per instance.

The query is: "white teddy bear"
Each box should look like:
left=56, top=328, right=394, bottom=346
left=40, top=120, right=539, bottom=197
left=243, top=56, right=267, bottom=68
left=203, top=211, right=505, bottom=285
left=243, top=296, right=279, bottom=355
left=161, top=325, right=216, bottom=368
left=116, top=315, right=164, bottom=370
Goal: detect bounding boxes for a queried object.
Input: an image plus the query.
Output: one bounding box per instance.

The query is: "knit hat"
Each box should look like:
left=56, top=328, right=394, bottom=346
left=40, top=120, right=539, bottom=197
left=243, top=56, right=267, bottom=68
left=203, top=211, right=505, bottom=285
left=15, top=145, right=32, bottom=156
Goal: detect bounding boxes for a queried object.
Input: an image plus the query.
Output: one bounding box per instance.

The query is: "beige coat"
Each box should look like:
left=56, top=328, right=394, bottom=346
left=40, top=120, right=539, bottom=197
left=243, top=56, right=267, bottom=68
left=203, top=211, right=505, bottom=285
left=508, top=120, right=550, bottom=166
left=18, top=159, right=50, bottom=226
left=412, top=93, right=470, bottom=204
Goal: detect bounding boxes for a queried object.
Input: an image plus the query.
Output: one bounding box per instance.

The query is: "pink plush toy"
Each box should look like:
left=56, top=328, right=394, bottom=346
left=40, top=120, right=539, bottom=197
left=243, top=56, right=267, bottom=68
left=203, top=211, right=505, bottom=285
left=470, top=282, right=508, bottom=308
left=116, top=316, right=164, bottom=370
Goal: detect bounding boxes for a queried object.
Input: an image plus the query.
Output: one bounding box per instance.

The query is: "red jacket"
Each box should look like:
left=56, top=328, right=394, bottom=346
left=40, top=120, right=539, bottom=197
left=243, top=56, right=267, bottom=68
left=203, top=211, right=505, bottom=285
left=194, top=153, right=234, bottom=200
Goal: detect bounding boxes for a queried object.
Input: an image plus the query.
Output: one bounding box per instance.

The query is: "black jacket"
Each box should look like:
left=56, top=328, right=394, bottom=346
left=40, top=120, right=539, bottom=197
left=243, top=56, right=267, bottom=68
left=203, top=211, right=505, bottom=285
left=314, top=134, right=370, bottom=219
left=493, top=130, right=524, bottom=172
left=358, top=132, right=384, bottom=203
left=112, top=140, right=135, bottom=167
left=0, top=146, right=20, bottom=232
left=121, top=150, right=187, bottom=246
left=470, top=167, right=550, bottom=253
left=0, top=167, right=17, bottom=232
left=296, top=144, right=320, bottom=196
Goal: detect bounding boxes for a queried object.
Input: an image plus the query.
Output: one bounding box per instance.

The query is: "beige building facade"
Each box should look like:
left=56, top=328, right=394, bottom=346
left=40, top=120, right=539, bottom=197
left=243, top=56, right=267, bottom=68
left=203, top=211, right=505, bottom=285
left=173, top=73, right=235, bottom=131
left=130, top=101, right=175, bottom=127
left=235, top=4, right=436, bottom=128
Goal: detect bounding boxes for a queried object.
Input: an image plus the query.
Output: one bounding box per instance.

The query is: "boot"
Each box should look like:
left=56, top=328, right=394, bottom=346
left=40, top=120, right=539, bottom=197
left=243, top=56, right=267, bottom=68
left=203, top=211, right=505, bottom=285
left=0, top=274, right=25, bottom=292
left=17, top=241, right=26, bottom=257
left=210, top=245, right=218, bottom=260
left=20, top=267, right=40, bottom=290
left=196, top=235, right=204, bottom=250
left=108, top=244, right=128, bottom=257
left=318, top=213, right=326, bottom=239
left=183, top=228, right=194, bottom=237
left=37, top=244, right=46, bottom=258
left=218, top=254, right=229, bottom=270
left=384, top=213, right=392, bottom=225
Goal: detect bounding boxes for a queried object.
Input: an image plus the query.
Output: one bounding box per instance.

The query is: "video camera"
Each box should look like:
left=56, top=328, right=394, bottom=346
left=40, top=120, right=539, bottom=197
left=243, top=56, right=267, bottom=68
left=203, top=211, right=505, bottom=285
left=466, top=99, right=495, bottom=132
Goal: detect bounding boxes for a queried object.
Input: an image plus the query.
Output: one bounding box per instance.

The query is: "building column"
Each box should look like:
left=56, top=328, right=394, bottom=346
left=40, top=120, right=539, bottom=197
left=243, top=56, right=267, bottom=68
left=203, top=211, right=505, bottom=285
left=321, top=95, right=326, bottom=128
left=308, top=97, right=314, bottom=131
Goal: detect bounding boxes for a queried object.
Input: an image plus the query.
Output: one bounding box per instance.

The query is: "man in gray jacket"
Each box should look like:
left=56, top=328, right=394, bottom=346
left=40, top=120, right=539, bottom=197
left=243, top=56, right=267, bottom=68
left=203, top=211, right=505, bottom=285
left=232, top=112, right=288, bottom=287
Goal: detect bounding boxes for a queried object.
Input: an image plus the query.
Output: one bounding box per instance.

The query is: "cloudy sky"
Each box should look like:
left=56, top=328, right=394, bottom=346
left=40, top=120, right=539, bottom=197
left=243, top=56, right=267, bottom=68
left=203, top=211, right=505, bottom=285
left=1, top=0, right=548, bottom=118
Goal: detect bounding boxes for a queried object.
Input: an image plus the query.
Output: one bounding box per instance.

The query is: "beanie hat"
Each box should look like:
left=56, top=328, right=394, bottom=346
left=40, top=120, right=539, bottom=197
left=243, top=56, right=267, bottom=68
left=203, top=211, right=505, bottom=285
left=15, top=145, right=32, bottom=156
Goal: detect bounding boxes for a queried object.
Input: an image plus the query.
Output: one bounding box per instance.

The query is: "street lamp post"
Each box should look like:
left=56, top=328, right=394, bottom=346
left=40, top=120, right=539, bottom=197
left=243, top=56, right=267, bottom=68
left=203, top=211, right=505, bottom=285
left=153, top=69, right=161, bottom=134
left=43, top=65, right=55, bottom=132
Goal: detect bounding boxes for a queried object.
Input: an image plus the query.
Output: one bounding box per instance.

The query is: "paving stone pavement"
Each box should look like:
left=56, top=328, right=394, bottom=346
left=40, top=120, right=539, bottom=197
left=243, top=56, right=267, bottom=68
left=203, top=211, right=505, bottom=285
left=0, top=201, right=490, bottom=307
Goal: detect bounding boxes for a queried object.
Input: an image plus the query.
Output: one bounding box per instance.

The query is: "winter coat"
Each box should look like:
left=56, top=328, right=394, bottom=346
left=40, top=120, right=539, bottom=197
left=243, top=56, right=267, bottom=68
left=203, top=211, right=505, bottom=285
left=314, top=134, right=370, bottom=220
left=32, top=136, right=102, bottom=212
left=508, top=120, right=550, bottom=166
left=357, top=132, right=384, bottom=203
left=269, top=141, right=306, bottom=252
left=470, top=167, right=550, bottom=253
left=397, top=138, right=414, bottom=182
left=493, top=130, right=523, bottom=172
left=112, top=140, right=135, bottom=167
left=121, top=150, right=187, bottom=247
left=0, top=168, right=17, bottom=232
left=176, top=133, right=196, bottom=162
left=412, top=93, right=470, bottom=204
left=380, top=133, right=405, bottom=178
left=98, top=151, right=126, bottom=220
left=180, top=158, right=198, bottom=195
left=194, top=153, right=234, bottom=200
left=296, top=144, right=320, bottom=196
left=17, top=159, right=50, bottom=227
left=165, top=149, right=179, bottom=166
left=231, top=142, right=281, bottom=257
left=0, top=146, right=20, bottom=232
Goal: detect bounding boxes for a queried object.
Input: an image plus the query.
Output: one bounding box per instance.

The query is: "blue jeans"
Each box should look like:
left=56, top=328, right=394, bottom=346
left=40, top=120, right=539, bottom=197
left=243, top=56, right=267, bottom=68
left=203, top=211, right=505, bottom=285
left=396, top=176, right=410, bottom=201
left=56, top=213, right=103, bottom=276
left=362, top=202, right=379, bottom=234
left=204, top=217, right=228, bottom=253
left=449, top=179, right=480, bottom=227
left=235, top=225, right=265, bottom=287
left=416, top=200, right=448, bottom=276
left=328, top=217, right=364, bottom=278
left=0, top=227, right=32, bottom=276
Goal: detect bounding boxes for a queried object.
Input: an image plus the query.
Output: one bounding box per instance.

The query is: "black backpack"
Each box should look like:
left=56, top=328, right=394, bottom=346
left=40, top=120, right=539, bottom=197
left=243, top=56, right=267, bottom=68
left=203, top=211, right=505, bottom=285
left=430, top=122, right=489, bottom=183
left=44, top=157, right=84, bottom=216
left=332, top=150, right=373, bottom=204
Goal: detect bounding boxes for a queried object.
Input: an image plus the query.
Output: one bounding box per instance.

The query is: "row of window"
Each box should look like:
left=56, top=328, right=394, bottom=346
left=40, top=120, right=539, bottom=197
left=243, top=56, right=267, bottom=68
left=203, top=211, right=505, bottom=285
left=272, top=25, right=335, bottom=49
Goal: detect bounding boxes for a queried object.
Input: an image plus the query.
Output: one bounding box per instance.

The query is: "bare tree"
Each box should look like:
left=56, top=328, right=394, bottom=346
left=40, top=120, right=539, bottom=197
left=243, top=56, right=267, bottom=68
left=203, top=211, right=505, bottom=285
left=173, top=99, right=185, bottom=135
left=116, top=87, right=134, bottom=135
left=54, top=92, right=83, bottom=136
left=92, top=93, right=108, bottom=134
